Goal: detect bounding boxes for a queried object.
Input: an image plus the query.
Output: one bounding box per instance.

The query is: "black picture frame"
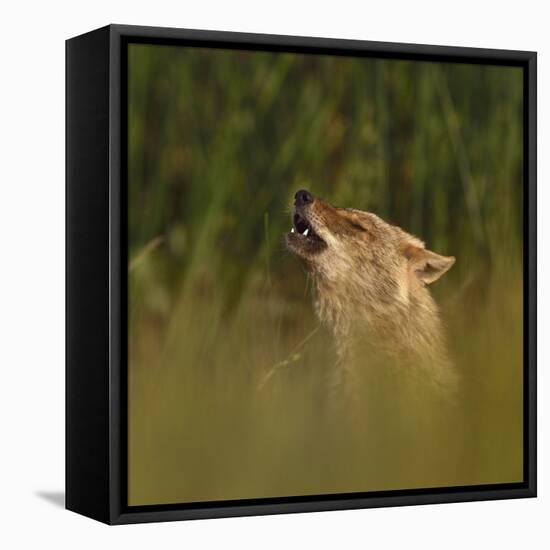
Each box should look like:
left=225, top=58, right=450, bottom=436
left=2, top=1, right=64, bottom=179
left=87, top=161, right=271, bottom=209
left=66, top=23, right=537, bottom=525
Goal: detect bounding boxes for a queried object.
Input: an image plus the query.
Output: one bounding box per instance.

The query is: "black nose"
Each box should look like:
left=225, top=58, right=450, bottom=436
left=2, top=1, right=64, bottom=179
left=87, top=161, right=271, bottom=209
left=294, top=189, right=314, bottom=207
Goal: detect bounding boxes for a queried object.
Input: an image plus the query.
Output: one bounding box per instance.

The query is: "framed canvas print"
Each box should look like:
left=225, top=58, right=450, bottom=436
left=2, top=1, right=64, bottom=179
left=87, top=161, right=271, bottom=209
left=66, top=24, right=537, bottom=524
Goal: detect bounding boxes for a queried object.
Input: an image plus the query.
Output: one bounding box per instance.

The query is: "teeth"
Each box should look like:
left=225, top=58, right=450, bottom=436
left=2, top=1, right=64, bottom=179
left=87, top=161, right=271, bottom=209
left=303, top=228, right=309, bottom=236
left=291, top=227, right=295, bottom=233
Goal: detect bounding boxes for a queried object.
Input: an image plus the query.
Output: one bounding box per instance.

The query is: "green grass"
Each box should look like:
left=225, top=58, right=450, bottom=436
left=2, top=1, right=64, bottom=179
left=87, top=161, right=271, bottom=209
left=128, top=251, right=523, bottom=505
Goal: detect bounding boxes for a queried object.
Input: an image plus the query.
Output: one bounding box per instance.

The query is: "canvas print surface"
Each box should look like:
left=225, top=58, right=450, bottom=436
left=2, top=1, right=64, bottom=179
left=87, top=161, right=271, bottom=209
left=127, top=43, right=524, bottom=506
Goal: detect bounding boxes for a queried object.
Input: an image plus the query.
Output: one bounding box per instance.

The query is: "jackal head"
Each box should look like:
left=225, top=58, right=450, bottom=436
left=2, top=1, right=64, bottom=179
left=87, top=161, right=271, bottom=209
left=286, top=189, right=455, bottom=301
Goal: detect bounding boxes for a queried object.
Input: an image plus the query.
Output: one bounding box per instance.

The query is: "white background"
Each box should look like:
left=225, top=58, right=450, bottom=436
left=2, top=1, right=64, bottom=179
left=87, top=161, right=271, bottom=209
left=0, top=0, right=546, bottom=547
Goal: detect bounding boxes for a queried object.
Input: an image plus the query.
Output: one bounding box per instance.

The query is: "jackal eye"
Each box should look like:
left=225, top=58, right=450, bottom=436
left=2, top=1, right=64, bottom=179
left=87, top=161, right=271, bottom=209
left=348, top=221, right=367, bottom=232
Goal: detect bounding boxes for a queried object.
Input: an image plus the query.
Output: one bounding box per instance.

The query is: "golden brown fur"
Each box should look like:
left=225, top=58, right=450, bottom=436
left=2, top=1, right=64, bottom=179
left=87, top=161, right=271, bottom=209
left=286, top=190, right=456, bottom=390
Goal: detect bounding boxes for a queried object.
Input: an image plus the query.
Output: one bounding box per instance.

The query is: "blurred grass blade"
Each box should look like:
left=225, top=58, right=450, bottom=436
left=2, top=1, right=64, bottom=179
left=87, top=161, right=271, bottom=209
left=129, top=235, right=165, bottom=273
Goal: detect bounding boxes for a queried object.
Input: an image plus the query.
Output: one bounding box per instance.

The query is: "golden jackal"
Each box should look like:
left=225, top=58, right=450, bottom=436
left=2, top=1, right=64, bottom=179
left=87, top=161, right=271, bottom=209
left=286, top=189, right=456, bottom=389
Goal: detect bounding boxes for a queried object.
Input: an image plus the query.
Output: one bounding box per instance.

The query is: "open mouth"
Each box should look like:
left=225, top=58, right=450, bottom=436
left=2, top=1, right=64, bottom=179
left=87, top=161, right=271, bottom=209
left=286, top=208, right=327, bottom=258
left=290, top=212, right=324, bottom=243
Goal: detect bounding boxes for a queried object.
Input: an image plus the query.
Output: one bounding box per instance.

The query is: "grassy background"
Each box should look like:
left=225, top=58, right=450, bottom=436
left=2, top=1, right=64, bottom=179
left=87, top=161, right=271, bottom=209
left=127, top=44, right=524, bottom=505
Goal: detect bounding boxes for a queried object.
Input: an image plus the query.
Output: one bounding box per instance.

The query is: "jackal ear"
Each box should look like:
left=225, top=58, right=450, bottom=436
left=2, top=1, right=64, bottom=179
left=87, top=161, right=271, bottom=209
left=404, top=245, right=455, bottom=284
